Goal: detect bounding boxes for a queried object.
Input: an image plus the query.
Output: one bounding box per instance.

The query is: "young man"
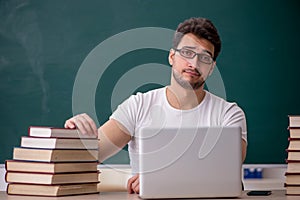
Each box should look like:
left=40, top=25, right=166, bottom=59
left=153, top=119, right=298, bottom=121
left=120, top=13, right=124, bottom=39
left=65, top=17, right=247, bottom=194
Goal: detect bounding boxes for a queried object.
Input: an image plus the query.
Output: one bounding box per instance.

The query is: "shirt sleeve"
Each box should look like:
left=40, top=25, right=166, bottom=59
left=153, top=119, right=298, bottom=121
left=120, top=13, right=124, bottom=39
left=222, top=103, right=247, bottom=143
left=109, top=95, right=139, bottom=137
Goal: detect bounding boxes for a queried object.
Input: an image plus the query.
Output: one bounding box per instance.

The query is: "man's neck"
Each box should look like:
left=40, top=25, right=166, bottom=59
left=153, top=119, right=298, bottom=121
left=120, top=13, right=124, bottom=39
left=166, top=84, right=206, bottom=110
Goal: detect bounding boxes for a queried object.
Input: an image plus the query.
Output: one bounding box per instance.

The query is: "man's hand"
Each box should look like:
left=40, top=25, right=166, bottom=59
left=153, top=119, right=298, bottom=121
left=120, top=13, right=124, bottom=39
left=127, top=174, right=139, bottom=194
left=64, top=113, right=98, bottom=136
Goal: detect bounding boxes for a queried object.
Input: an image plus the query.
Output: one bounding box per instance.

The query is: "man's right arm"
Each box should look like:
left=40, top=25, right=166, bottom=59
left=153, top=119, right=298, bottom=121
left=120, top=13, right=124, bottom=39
left=98, top=119, right=131, bottom=162
left=64, top=113, right=131, bottom=162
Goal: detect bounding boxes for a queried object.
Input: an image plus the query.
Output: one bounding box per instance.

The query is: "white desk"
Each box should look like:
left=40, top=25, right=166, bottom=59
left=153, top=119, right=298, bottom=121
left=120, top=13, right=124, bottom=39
left=1, top=164, right=288, bottom=191
left=0, top=190, right=298, bottom=200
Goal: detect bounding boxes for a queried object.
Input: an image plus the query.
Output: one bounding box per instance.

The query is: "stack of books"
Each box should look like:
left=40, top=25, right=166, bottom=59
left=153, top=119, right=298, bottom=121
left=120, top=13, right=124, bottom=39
left=5, top=126, right=100, bottom=197
left=285, top=115, right=300, bottom=195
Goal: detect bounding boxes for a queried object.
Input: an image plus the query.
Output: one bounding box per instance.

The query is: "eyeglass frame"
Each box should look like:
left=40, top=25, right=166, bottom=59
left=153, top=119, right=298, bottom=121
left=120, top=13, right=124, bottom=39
left=172, top=47, right=214, bottom=65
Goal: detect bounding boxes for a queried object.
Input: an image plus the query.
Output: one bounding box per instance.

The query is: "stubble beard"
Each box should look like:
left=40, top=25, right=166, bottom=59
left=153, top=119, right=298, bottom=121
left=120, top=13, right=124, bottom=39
left=172, top=69, right=205, bottom=90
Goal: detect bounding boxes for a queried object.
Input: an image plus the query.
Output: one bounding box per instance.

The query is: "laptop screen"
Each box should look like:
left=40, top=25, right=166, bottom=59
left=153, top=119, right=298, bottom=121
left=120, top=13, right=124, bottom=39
left=138, top=126, right=242, bottom=199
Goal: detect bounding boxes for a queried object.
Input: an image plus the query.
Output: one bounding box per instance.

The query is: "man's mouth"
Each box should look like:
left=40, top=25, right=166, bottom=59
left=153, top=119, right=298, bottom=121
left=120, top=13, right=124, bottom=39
left=183, top=69, right=200, bottom=76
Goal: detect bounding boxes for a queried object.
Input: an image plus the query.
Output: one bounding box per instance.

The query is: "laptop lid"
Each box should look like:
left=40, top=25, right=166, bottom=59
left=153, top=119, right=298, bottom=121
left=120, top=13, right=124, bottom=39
left=138, top=127, right=242, bottom=199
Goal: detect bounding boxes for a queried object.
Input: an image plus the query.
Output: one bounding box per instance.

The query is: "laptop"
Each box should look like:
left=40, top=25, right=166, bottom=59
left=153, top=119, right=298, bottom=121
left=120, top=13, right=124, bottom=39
left=138, top=126, right=242, bottom=199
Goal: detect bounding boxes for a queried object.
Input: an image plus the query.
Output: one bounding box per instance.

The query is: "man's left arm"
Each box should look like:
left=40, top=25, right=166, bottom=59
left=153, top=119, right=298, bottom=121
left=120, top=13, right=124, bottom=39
left=222, top=103, right=247, bottom=162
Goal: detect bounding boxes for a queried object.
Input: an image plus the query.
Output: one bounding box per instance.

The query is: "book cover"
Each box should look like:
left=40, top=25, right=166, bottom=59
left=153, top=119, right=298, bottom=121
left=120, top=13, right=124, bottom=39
left=288, top=115, right=300, bottom=128
left=13, top=147, right=98, bottom=162
left=288, top=127, right=300, bottom=139
left=28, top=126, right=97, bottom=139
left=6, top=171, right=100, bottom=185
left=286, top=160, right=300, bottom=173
left=5, top=160, right=98, bottom=173
left=284, top=184, right=300, bottom=195
left=21, top=136, right=98, bottom=150
left=286, top=149, right=300, bottom=160
left=288, top=138, right=300, bottom=151
left=285, top=172, right=300, bottom=185
left=7, top=182, right=100, bottom=197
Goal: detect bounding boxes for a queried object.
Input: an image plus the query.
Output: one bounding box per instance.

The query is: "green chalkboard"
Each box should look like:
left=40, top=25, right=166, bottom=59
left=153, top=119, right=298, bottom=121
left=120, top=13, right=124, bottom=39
left=1, top=0, right=300, bottom=164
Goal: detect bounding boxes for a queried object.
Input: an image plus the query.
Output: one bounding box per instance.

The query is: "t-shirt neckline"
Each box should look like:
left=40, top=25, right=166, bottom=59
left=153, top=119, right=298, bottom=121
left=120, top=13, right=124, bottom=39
left=163, top=86, right=209, bottom=113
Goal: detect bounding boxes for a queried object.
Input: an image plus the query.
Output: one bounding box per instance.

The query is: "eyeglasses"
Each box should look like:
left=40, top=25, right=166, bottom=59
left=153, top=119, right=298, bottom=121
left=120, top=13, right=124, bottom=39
left=173, top=48, right=214, bottom=65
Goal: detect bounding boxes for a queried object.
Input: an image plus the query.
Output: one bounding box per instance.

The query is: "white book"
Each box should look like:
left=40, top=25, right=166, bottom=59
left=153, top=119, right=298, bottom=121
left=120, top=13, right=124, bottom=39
left=21, top=136, right=98, bottom=149
left=29, top=126, right=97, bottom=138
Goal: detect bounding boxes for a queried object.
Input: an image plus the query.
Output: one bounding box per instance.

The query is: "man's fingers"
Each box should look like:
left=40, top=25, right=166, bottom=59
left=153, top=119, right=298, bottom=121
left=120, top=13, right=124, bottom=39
left=73, top=116, right=91, bottom=135
left=132, top=177, right=140, bottom=194
left=64, top=113, right=99, bottom=136
left=133, top=184, right=139, bottom=194
left=64, top=119, right=76, bottom=129
left=127, top=177, right=134, bottom=193
left=127, top=174, right=139, bottom=194
left=80, top=113, right=98, bottom=136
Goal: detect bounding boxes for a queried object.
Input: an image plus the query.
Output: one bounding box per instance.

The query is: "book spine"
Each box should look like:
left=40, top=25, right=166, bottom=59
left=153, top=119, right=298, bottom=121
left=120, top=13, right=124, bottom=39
left=285, top=183, right=300, bottom=187
left=5, top=160, right=9, bottom=171
left=289, top=138, right=300, bottom=141
left=5, top=170, right=100, bottom=175
left=286, top=159, right=300, bottom=163
left=285, top=172, right=300, bottom=175
left=6, top=184, right=10, bottom=195
left=286, top=149, right=300, bottom=152
left=5, top=171, right=8, bottom=183
left=288, top=127, right=300, bottom=130
left=7, top=182, right=100, bottom=186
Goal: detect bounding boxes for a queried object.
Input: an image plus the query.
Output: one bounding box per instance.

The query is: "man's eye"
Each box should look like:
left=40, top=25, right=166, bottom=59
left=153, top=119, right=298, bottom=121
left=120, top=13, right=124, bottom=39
left=202, top=56, right=210, bottom=61
left=199, top=55, right=212, bottom=63
left=181, top=50, right=194, bottom=57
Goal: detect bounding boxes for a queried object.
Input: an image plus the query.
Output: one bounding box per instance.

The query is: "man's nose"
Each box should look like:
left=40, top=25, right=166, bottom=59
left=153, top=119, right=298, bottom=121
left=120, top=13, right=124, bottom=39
left=186, top=57, right=199, bottom=69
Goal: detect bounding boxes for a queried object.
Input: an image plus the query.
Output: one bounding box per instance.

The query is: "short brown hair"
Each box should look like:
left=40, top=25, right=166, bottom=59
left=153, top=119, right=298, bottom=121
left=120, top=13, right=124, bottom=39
left=173, top=17, right=221, bottom=61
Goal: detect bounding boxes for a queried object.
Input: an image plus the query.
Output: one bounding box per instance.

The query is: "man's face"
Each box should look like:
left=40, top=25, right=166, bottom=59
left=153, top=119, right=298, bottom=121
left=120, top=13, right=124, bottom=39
left=169, top=33, right=215, bottom=90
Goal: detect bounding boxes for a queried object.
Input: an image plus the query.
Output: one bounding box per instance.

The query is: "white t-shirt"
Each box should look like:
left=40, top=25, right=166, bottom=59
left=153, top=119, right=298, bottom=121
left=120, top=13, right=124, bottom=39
left=110, top=87, right=247, bottom=173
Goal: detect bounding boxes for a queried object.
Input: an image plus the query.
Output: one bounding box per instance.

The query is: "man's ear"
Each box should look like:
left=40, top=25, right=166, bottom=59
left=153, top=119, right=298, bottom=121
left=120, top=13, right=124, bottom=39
left=168, top=49, right=175, bottom=66
left=208, top=61, right=216, bottom=76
